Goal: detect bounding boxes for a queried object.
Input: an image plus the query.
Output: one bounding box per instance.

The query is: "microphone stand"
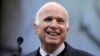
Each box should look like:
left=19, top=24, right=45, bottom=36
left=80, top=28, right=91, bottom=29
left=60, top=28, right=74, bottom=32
left=11, top=37, right=23, bottom=56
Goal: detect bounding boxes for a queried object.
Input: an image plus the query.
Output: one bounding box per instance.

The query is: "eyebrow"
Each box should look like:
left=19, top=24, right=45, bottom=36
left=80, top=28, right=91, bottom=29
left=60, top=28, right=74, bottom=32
left=44, top=16, right=65, bottom=19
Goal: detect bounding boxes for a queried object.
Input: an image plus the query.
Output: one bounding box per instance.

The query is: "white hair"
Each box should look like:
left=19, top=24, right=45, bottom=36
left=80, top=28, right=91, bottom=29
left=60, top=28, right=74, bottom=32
left=34, top=2, right=69, bottom=28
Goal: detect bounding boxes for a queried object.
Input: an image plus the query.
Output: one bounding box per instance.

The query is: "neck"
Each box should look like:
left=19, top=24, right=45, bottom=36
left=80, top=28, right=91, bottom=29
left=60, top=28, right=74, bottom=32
left=41, top=43, right=63, bottom=53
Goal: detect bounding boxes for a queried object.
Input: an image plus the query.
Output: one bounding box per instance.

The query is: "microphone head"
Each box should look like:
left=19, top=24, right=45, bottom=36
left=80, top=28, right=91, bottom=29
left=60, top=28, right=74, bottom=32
left=17, top=37, right=23, bottom=45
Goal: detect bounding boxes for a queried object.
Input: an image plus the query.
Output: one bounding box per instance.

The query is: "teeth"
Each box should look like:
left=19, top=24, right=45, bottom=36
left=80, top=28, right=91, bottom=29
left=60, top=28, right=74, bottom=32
left=49, top=32, right=58, bottom=36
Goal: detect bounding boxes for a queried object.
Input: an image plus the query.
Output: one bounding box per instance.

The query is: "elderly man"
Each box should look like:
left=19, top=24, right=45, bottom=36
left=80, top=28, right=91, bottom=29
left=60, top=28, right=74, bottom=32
left=25, top=2, right=93, bottom=56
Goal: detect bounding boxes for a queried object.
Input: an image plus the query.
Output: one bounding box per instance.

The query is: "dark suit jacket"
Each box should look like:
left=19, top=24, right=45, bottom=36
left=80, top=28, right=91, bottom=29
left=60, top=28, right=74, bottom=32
left=24, top=42, right=93, bottom=56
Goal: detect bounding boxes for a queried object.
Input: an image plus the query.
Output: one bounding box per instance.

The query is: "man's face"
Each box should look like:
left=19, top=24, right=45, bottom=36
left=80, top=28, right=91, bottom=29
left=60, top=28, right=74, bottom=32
left=35, top=5, right=68, bottom=45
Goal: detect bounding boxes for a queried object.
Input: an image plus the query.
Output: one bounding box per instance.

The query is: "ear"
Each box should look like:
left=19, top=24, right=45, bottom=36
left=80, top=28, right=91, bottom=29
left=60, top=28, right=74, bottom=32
left=67, top=27, right=69, bottom=31
left=66, top=24, right=69, bottom=31
left=66, top=27, right=69, bottom=31
left=34, top=23, right=38, bottom=33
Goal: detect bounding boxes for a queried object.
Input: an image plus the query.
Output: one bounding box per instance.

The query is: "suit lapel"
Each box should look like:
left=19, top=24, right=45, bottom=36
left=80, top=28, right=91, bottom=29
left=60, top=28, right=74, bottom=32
left=64, top=42, right=77, bottom=56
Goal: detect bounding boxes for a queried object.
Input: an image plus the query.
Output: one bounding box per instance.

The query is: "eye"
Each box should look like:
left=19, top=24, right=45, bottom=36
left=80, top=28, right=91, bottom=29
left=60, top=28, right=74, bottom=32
left=44, top=17, right=53, bottom=23
left=57, top=18, right=64, bottom=24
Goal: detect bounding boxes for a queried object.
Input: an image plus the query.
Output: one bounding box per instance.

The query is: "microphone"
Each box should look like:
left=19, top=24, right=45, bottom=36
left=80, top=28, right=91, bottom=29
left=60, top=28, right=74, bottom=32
left=17, top=37, right=23, bottom=53
left=17, top=37, right=23, bottom=46
left=11, top=37, right=24, bottom=56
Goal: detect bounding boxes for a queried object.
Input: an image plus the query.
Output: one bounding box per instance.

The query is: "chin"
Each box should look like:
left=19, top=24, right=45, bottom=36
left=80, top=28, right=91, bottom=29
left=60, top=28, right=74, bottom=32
left=45, top=39, right=61, bottom=45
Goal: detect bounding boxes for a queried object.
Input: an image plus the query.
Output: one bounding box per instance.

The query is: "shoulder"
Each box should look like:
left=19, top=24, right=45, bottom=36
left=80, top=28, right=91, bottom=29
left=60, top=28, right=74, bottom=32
left=64, top=42, right=94, bottom=56
left=74, top=48, right=94, bottom=56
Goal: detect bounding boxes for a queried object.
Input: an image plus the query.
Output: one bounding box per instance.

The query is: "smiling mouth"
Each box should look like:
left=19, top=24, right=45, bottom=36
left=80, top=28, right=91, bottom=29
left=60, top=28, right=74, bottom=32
left=46, top=31, right=60, bottom=36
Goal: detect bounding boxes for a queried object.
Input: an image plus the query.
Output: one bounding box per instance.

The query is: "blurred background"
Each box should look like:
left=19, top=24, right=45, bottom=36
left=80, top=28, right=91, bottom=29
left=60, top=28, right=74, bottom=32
left=1, top=0, right=100, bottom=56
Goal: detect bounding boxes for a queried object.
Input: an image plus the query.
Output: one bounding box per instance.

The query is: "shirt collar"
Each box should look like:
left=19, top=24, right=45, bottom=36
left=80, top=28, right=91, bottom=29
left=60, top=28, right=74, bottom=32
left=40, top=43, right=65, bottom=56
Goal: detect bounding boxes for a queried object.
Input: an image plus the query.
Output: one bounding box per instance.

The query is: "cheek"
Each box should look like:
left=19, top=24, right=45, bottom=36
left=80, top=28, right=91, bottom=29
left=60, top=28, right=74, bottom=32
left=38, top=24, right=48, bottom=36
left=37, top=25, right=45, bottom=41
left=60, top=25, right=67, bottom=33
left=59, top=25, right=68, bottom=39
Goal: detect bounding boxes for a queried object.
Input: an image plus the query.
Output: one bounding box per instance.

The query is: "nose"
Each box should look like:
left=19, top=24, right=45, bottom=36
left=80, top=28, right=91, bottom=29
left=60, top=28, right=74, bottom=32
left=49, top=19, right=58, bottom=30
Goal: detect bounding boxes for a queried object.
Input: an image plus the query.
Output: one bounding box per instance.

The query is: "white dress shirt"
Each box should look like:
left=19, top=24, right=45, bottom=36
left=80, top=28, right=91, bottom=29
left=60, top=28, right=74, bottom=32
left=40, top=43, right=65, bottom=56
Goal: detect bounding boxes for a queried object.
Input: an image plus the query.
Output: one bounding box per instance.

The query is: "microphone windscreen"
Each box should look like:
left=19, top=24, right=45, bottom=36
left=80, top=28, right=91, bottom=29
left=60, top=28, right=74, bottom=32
left=17, top=37, right=23, bottom=45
